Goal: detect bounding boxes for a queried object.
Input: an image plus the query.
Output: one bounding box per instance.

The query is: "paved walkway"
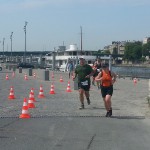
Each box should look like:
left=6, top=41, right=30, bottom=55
left=1, top=68, right=150, bottom=150
left=0, top=68, right=149, bottom=118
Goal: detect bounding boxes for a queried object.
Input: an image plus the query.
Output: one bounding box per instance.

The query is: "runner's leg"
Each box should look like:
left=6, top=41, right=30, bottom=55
left=79, top=88, right=84, bottom=108
left=105, top=95, right=112, bottom=116
left=103, top=98, right=109, bottom=112
left=85, top=91, right=90, bottom=105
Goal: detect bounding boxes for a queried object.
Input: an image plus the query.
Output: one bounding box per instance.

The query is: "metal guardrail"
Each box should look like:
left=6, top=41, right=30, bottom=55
left=112, top=66, right=150, bottom=79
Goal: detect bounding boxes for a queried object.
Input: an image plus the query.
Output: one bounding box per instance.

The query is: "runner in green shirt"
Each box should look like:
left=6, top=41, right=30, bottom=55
left=73, top=57, right=93, bottom=109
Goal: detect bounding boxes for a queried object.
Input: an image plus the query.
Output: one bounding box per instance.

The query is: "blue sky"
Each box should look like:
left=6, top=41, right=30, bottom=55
left=0, top=0, right=150, bottom=52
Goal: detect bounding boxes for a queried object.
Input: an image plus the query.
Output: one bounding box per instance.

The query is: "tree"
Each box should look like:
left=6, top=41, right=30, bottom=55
left=112, top=47, right=118, bottom=55
left=124, top=41, right=142, bottom=63
left=142, top=42, right=150, bottom=56
left=132, top=45, right=142, bottom=62
left=104, top=50, right=110, bottom=54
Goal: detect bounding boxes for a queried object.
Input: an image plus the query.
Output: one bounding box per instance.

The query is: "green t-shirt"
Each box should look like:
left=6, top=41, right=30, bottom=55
left=75, top=64, right=93, bottom=82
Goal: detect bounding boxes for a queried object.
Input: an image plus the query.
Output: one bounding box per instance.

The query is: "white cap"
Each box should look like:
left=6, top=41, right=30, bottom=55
left=78, top=56, right=85, bottom=59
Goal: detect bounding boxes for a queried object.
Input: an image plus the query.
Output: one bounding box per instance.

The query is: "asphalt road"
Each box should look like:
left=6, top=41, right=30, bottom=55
left=1, top=117, right=150, bottom=150
left=0, top=67, right=150, bottom=150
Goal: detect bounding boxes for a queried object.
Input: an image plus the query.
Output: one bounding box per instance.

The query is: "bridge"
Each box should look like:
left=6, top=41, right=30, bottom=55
left=0, top=51, right=50, bottom=56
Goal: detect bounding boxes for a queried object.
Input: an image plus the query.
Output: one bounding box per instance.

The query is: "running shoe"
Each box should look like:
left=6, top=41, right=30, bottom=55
left=87, top=98, right=91, bottom=105
left=109, top=109, right=112, bottom=116
left=105, top=111, right=110, bottom=117
left=79, top=104, right=84, bottom=109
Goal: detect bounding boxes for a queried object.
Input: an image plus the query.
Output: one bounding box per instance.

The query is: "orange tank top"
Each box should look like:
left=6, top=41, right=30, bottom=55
left=101, top=70, right=112, bottom=87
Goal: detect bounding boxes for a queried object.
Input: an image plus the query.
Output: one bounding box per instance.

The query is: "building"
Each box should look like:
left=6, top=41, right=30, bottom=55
left=104, top=41, right=126, bottom=55
left=143, top=37, right=150, bottom=44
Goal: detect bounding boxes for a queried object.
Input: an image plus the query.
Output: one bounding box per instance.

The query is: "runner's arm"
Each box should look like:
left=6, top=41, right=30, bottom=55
left=72, top=70, right=78, bottom=80
left=95, top=72, right=103, bottom=81
left=85, top=71, right=94, bottom=78
left=111, top=71, right=117, bottom=83
left=85, top=66, right=94, bottom=78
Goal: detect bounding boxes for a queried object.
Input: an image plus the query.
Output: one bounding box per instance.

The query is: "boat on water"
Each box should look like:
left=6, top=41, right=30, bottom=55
left=44, top=27, right=112, bottom=71
left=44, top=44, right=97, bottom=71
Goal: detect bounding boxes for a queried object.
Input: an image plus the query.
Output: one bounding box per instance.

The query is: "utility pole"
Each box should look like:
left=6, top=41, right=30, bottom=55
left=3, top=38, right=5, bottom=62
left=80, top=26, right=83, bottom=54
left=10, top=32, right=13, bottom=62
left=24, top=21, right=28, bottom=62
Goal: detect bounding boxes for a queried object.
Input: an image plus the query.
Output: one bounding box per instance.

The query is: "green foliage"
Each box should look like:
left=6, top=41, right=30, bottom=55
left=97, top=49, right=110, bottom=55
left=124, top=41, right=142, bottom=62
left=104, top=50, right=111, bottom=54
left=95, top=41, right=150, bottom=62
left=112, top=47, right=118, bottom=55
left=142, top=42, right=150, bottom=56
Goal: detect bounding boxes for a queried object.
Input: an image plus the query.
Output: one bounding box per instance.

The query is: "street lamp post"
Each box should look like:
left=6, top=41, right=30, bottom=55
left=10, top=32, right=13, bottom=62
left=3, top=38, right=5, bottom=62
left=24, top=21, right=28, bottom=62
left=80, top=26, right=83, bottom=54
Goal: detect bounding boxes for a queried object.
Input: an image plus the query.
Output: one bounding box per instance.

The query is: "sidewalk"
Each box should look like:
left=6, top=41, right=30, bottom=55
left=0, top=68, right=149, bottom=118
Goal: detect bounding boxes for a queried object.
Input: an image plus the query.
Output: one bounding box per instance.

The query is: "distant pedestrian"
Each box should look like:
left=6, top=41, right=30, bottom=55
left=73, top=56, right=94, bottom=109
left=95, top=58, right=102, bottom=89
left=96, top=58, right=102, bottom=70
left=95, top=62, right=116, bottom=117
left=67, top=61, right=74, bottom=79
left=92, top=62, right=98, bottom=86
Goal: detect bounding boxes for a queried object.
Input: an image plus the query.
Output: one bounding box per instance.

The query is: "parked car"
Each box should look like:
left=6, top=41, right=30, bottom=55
left=17, top=63, right=34, bottom=68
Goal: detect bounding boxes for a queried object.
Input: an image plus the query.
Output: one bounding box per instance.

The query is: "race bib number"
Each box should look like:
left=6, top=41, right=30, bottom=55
left=81, top=80, right=88, bottom=86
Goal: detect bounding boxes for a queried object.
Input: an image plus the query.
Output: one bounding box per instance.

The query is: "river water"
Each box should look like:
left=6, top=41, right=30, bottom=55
left=112, top=66, right=150, bottom=79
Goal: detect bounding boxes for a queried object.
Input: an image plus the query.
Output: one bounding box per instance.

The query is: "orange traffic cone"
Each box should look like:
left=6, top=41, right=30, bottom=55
left=24, top=74, right=28, bottom=80
left=28, top=97, right=35, bottom=108
left=38, top=85, right=45, bottom=98
left=29, top=88, right=36, bottom=102
left=133, top=78, right=137, bottom=85
left=33, top=72, right=36, bottom=78
left=6, top=74, right=9, bottom=80
left=49, top=83, right=55, bottom=94
left=12, top=72, right=15, bottom=78
left=66, top=81, right=72, bottom=92
left=8, top=86, right=15, bottom=99
left=19, top=98, right=30, bottom=119
left=60, top=76, right=63, bottom=82
left=22, top=98, right=28, bottom=110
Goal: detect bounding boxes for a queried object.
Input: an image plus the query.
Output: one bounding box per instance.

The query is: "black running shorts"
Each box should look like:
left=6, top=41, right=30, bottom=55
left=100, top=85, right=113, bottom=98
left=78, top=80, right=90, bottom=91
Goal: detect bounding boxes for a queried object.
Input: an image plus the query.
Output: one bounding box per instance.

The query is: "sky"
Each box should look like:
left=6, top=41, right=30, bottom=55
left=0, top=0, right=150, bottom=52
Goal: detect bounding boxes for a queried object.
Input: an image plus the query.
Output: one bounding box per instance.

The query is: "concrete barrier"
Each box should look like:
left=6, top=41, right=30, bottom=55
left=6, top=65, right=8, bottom=69
left=29, top=68, right=32, bottom=76
left=44, top=70, right=49, bottom=81
left=13, top=66, right=16, bottom=72
left=74, top=77, right=78, bottom=90
left=19, top=67, right=22, bottom=73
left=9, top=66, right=11, bottom=70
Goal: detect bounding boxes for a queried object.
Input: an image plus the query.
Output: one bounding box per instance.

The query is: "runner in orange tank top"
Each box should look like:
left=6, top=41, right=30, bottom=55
left=95, top=62, right=116, bottom=117
left=101, top=70, right=112, bottom=87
